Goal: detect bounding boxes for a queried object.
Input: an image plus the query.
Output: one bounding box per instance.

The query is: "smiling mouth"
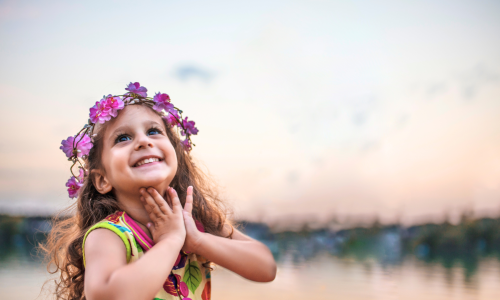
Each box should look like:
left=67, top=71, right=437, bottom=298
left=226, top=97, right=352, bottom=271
left=134, top=157, right=163, bottom=167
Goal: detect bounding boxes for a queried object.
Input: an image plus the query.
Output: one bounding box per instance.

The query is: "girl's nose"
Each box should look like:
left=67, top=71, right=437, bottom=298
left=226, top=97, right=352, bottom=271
left=134, top=133, right=154, bottom=150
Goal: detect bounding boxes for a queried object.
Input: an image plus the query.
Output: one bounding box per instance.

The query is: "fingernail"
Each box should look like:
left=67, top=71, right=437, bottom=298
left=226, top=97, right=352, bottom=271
left=147, top=223, right=151, bottom=228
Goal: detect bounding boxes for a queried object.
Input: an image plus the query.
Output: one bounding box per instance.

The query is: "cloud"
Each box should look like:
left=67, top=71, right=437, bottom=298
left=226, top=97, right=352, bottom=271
left=426, top=82, right=447, bottom=98
left=461, top=64, right=500, bottom=83
left=0, top=0, right=80, bottom=22
left=459, top=64, right=500, bottom=100
left=174, top=65, right=214, bottom=82
left=0, top=0, right=40, bottom=20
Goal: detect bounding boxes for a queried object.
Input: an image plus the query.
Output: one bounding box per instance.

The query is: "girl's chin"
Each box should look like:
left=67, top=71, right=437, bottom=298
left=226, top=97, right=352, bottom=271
left=133, top=175, right=172, bottom=189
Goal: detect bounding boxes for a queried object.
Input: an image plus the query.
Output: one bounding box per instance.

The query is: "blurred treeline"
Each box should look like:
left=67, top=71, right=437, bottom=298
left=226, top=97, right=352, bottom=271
left=0, top=215, right=50, bottom=262
left=241, top=214, right=500, bottom=278
left=2, top=213, right=500, bottom=278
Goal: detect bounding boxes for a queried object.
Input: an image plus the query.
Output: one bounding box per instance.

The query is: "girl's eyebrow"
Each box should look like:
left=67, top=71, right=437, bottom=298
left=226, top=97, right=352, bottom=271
left=144, top=120, right=164, bottom=128
left=109, top=125, right=130, bottom=139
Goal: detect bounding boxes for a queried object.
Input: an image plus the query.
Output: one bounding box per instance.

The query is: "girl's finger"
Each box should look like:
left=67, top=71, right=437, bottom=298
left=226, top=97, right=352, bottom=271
left=146, top=222, right=155, bottom=235
left=168, top=187, right=183, bottom=214
left=140, top=193, right=156, bottom=221
left=147, top=188, right=172, bottom=215
left=165, top=187, right=173, bottom=209
left=184, top=186, right=194, bottom=215
left=141, top=188, right=163, bottom=218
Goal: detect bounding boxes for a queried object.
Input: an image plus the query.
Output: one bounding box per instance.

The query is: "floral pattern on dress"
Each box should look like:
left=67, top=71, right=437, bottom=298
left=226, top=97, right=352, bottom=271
left=85, top=211, right=211, bottom=300
left=105, top=211, right=124, bottom=224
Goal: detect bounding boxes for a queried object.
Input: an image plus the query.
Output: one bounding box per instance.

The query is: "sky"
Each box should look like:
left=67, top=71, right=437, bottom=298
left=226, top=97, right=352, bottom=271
left=0, top=0, right=500, bottom=226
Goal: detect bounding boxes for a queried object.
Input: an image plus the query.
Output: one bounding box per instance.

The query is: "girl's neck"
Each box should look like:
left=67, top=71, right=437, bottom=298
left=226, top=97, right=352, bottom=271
left=114, top=187, right=167, bottom=240
left=121, top=203, right=152, bottom=238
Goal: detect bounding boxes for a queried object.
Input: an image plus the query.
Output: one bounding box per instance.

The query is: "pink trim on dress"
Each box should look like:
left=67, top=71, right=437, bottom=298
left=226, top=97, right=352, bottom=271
left=122, top=212, right=205, bottom=254
left=195, top=220, right=205, bottom=232
left=123, top=212, right=155, bottom=250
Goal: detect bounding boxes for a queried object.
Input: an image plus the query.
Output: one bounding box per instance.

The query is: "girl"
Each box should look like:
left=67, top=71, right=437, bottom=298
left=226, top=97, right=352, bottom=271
left=44, top=82, right=277, bottom=300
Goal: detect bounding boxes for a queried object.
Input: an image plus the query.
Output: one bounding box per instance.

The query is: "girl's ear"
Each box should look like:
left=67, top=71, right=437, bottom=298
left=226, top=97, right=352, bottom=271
left=91, top=169, right=112, bottom=194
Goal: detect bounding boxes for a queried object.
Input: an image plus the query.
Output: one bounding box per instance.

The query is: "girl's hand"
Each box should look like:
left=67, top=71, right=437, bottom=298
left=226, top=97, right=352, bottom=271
left=182, top=186, right=205, bottom=253
left=140, top=187, right=186, bottom=246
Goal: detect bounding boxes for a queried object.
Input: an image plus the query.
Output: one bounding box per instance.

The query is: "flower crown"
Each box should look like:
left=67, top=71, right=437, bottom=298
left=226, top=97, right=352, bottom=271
left=60, top=82, right=199, bottom=199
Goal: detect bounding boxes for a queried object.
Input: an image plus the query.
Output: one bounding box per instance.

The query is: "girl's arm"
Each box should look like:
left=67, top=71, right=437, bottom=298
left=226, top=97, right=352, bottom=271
left=84, top=188, right=185, bottom=300
left=197, top=226, right=277, bottom=282
left=182, top=187, right=277, bottom=282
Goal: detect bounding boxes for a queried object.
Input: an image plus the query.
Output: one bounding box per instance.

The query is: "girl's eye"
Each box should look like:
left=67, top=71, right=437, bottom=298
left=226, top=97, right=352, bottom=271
left=115, top=135, right=131, bottom=143
left=148, top=128, right=161, bottom=135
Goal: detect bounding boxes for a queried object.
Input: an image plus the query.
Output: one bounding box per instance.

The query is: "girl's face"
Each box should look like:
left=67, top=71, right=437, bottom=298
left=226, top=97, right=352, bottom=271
left=99, top=105, right=178, bottom=196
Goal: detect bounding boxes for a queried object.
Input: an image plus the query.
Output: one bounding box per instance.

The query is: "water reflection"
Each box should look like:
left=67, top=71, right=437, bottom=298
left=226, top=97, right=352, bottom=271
left=2, top=215, right=500, bottom=299
left=241, top=217, right=500, bottom=281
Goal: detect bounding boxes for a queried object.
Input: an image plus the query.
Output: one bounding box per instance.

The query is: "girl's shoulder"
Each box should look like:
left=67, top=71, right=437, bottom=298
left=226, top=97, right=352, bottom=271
left=82, top=211, right=134, bottom=267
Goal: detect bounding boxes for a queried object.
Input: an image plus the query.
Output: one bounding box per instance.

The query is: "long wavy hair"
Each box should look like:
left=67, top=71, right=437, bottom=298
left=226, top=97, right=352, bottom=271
left=41, top=104, right=230, bottom=300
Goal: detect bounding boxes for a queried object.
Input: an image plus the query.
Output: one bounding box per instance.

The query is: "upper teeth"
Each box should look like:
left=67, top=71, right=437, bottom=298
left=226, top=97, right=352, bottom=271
left=136, top=158, right=160, bottom=166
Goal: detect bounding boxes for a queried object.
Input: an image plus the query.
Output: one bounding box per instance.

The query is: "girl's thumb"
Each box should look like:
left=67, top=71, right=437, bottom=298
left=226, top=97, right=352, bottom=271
left=183, top=211, right=192, bottom=222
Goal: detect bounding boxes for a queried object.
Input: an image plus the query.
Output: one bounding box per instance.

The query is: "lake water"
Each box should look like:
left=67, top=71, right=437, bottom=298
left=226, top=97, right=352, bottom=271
left=1, top=233, right=500, bottom=300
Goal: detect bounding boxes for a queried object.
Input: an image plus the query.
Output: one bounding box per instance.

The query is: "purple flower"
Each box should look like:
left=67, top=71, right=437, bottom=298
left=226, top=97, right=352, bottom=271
left=60, top=133, right=93, bottom=158
left=60, top=136, right=75, bottom=158
left=152, top=92, right=173, bottom=112
left=89, top=99, right=112, bottom=124
left=104, top=94, right=124, bottom=117
left=172, top=253, right=187, bottom=270
left=66, top=175, right=83, bottom=198
left=125, top=82, right=148, bottom=97
left=181, top=138, right=192, bottom=151
left=181, top=117, right=199, bottom=136
left=163, top=110, right=180, bottom=127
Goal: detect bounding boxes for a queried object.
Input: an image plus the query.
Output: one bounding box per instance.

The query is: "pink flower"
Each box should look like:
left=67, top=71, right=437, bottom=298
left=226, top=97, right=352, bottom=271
left=60, top=133, right=93, bottom=158
left=163, top=110, right=180, bottom=127
left=181, top=138, right=192, bottom=151
left=89, top=99, right=112, bottom=124
left=179, top=282, right=189, bottom=297
left=125, top=82, right=148, bottom=97
left=75, top=134, right=93, bottom=156
left=77, top=168, right=86, bottom=181
left=181, top=117, right=199, bottom=136
left=152, top=92, right=173, bottom=112
left=66, top=175, right=83, bottom=198
left=104, top=94, right=124, bottom=117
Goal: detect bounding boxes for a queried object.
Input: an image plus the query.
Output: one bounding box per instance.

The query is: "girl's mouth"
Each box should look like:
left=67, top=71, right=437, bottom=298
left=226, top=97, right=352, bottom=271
left=134, top=157, right=163, bottom=167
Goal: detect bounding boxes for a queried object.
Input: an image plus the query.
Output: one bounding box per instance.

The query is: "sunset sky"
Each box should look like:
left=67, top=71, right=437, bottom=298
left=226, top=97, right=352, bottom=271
left=1, top=0, right=500, bottom=226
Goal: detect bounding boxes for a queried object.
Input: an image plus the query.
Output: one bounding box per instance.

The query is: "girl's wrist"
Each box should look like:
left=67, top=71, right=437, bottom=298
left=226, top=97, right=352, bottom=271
left=192, top=232, right=210, bottom=256
left=156, top=236, right=185, bottom=250
left=184, top=231, right=207, bottom=255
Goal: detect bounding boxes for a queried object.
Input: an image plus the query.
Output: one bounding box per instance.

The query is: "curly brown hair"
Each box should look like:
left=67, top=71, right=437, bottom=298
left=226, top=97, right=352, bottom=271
left=41, top=104, right=230, bottom=300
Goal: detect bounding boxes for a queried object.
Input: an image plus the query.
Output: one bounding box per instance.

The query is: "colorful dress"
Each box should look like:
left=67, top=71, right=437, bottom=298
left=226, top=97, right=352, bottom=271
left=82, top=211, right=211, bottom=300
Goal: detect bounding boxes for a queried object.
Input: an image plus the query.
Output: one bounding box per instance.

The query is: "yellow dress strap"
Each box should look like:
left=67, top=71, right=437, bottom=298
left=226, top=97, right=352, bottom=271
left=82, top=221, right=132, bottom=267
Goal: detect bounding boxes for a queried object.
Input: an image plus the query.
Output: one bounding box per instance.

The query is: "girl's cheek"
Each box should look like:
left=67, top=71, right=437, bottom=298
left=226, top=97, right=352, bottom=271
left=168, top=150, right=178, bottom=168
left=110, top=150, right=129, bottom=171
